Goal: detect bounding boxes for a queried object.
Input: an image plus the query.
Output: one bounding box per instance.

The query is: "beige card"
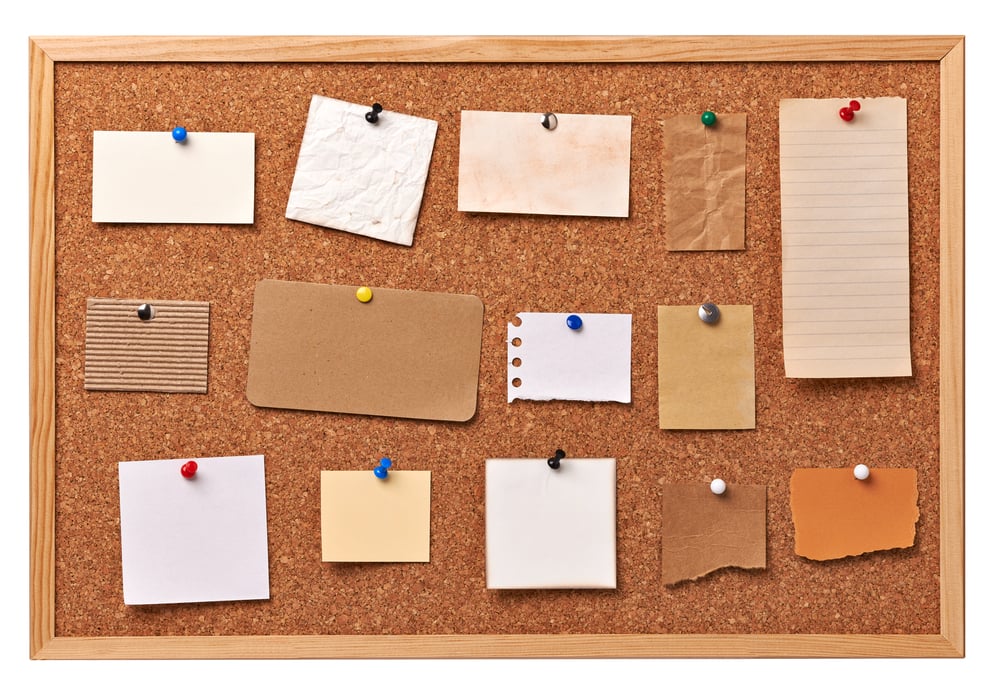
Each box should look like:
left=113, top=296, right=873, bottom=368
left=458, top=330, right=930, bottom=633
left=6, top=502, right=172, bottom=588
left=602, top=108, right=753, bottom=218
left=246, top=280, right=483, bottom=422
left=662, top=483, right=766, bottom=585
left=321, top=470, right=431, bottom=562
left=658, top=305, right=755, bottom=429
left=85, top=298, right=210, bottom=393
left=458, top=110, right=631, bottom=217
left=663, top=113, right=746, bottom=250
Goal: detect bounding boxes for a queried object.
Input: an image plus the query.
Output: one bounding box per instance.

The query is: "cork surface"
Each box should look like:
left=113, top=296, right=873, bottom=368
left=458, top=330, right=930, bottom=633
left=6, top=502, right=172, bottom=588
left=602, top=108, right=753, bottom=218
left=52, top=60, right=940, bottom=637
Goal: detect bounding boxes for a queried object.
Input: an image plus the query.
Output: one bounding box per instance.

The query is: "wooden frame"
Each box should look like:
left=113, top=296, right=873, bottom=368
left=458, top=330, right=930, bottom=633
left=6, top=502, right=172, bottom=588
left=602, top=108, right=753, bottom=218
left=28, top=35, right=964, bottom=659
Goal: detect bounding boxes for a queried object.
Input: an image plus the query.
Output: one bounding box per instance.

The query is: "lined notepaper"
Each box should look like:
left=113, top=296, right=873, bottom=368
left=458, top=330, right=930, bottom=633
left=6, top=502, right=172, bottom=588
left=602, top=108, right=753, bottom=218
left=779, top=97, right=911, bottom=378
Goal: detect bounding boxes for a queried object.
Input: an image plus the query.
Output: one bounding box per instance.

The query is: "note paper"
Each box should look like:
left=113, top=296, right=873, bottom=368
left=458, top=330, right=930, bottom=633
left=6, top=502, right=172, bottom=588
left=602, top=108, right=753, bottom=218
left=662, top=484, right=766, bottom=585
left=485, top=458, right=616, bottom=589
left=118, top=455, right=269, bottom=605
left=84, top=298, right=210, bottom=394
left=508, top=312, right=631, bottom=403
left=657, top=305, right=755, bottom=429
left=663, top=113, right=746, bottom=250
left=790, top=467, right=919, bottom=561
left=92, top=131, right=254, bottom=224
left=779, top=97, right=911, bottom=378
left=458, top=110, right=631, bottom=217
left=321, top=470, right=431, bottom=562
left=285, top=95, right=438, bottom=246
left=247, top=280, right=483, bottom=421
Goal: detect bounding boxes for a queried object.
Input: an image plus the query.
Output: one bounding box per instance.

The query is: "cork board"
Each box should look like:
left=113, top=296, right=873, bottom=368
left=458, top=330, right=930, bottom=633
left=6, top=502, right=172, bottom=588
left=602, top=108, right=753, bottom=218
left=28, top=36, right=964, bottom=659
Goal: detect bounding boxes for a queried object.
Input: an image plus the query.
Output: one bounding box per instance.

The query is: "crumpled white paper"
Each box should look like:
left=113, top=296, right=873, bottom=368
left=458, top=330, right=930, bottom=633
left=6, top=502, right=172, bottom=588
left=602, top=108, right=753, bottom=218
left=285, top=95, right=438, bottom=246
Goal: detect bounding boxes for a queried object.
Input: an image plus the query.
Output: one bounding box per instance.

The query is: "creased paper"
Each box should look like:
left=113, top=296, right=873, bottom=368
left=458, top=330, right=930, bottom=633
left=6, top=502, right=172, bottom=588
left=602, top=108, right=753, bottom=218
left=507, top=312, right=631, bottom=403
left=286, top=95, right=438, bottom=246
left=663, top=113, right=746, bottom=250
left=662, top=483, right=766, bottom=585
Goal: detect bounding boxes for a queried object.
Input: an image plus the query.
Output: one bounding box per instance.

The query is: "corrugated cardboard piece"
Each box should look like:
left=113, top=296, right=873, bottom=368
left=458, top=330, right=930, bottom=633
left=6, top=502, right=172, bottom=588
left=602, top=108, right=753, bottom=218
left=246, top=280, right=483, bottom=421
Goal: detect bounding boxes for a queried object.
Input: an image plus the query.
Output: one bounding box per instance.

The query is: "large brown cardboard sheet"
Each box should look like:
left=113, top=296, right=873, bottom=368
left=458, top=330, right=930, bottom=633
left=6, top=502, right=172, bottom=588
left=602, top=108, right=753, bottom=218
left=246, top=280, right=483, bottom=421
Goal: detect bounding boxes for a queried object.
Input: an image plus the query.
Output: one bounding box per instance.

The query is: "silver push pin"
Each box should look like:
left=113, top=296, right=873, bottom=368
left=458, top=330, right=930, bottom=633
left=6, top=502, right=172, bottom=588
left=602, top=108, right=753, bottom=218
left=137, top=303, right=155, bottom=321
left=540, top=112, right=558, bottom=131
left=698, top=302, right=721, bottom=324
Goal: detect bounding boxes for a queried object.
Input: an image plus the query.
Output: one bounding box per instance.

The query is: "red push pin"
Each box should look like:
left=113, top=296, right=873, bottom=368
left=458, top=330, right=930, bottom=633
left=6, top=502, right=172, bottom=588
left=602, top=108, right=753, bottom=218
left=180, top=461, right=198, bottom=479
left=839, top=99, right=862, bottom=122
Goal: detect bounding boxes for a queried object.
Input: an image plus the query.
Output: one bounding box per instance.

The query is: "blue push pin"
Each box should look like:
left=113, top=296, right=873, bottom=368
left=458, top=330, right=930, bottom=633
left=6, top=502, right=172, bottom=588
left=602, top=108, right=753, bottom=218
left=172, top=126, right=188, bottom=143
left=566, top=314, right=583, bottom=331
left=374, top=456, right=392, bottom=480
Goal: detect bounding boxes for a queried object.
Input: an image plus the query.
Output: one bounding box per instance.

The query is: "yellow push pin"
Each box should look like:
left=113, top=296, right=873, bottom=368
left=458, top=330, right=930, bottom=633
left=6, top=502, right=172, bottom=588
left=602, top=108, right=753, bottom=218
left=356, top=286, right=373, bottom=303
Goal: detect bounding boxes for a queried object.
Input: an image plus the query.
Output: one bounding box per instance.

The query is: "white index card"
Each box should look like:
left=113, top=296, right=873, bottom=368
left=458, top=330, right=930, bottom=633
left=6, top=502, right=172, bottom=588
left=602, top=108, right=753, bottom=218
left=92, top=131, right=255, bottom=223
left=285, top=95, right=439, bottom=246
left=485, top=458, right=617, bottom=589
left=779, top=97, right=912, bottom=378
left=508, top=312, right=632, bottom=402
left=118, top=455, right=270, bottom=605
left=458, top=110, right=632, bottom=217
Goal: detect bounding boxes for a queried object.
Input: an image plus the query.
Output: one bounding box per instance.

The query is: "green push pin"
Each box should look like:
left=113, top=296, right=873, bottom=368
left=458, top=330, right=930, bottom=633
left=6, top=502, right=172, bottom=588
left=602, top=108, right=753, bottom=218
left=701, top=111, right=717, bottom=126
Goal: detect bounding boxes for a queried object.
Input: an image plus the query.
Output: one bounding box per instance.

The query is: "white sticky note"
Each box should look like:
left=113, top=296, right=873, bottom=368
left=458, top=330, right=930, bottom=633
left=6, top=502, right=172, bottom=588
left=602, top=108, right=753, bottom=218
left=285, top=95, right=438, bottom=246
left=458, top=110, right=631, bottom=217
left=508, top=312, right=631, bottom=402
left=92, top=131, right=255, bottom=223
left=485, top=458, right=617, bottom=589
left=118, top=455, right=270, bottom=605
left=779, top=97, right=912, bottom=378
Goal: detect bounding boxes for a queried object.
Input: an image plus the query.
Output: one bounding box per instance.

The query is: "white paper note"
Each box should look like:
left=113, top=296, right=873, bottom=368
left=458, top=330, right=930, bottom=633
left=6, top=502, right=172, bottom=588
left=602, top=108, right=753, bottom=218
left=118, top=455, right=270, bottom=605
left=285, top=95, right=438, bottom=246
left=92, top=131, right=255, bottom=224
left=485, top=458, right=617, bottom=589
left=458, top=110, right=631, bottom=217
left=779, top=97, right=912, bottom=378
left=507, top=312, right=632, bottom=402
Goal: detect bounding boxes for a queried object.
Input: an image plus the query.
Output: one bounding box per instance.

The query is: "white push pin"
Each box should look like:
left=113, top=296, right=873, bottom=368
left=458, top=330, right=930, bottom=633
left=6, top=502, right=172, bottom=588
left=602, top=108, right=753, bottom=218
left=710, top=478, right=727, bottom=495
left=853, top=464, right=870, bottom=481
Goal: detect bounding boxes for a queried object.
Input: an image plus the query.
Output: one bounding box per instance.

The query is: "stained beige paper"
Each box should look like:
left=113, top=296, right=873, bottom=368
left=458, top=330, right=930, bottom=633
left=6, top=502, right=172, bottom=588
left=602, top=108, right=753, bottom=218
left=85, top=298, right=209, bottom=393
left=662, top=484, right=766, bottom=585
left=246, top=280, right=483, bottom=421
left=663, top=113, right=746, bottom=250
left=790, top=467, right=919, bottom=561
left=321, top=471, right=430, bottom=562
left=780, top=97, right=911, bottom=378
left=657, top=305, right=755, bottom=429
left=458, top=110, right=631, bottom=217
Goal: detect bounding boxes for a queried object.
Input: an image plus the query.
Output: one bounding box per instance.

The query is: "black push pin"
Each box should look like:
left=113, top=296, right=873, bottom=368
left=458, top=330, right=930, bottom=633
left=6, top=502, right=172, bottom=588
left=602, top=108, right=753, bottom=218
left=365, top=103, right=383, bottom=124
left=547, top=449, right=566, bottom=470
left=137, top=303, right=155, bottom=321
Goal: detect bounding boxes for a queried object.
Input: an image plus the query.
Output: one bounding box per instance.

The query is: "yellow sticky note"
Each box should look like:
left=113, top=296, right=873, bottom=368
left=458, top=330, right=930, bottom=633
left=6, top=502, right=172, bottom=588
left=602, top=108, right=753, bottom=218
left=658, top=305, right=755, bottom=429
left=320, top=470, right=431, bottom=562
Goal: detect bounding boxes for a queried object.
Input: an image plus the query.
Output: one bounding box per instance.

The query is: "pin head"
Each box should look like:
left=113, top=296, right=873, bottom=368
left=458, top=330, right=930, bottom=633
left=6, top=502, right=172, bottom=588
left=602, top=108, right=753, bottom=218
left=540, top=113, right=558, bottom=131
left=853, top=464, right=870, bottom=480
left=365, top=103, right=383, bottom=124
left=566, top=314, right=583, bottom=330
left=356, top=286, right=373, bottom=303
left=137, top=303, right=155, bottom=321
left=701, top=111, right=717, bottom=126
left=710, top=478, right=726, bottom=495
left=180, top=461, right=198, bottom=479
left=172, top=126, right=187, bottom=143
left=839, top=100, right=861, bottom=122
left=374, top=456, right=392, bottom=479
left=698, top=302, right=721, bottom=324
left=547, top=449, right=566, bottom=470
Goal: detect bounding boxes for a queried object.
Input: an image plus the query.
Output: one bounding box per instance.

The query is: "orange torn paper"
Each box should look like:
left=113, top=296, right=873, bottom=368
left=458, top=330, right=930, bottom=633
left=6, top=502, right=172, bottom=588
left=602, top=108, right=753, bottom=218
left=790, top=468, right=919, bottom=561
left=662, top=483, right=766, bottom=585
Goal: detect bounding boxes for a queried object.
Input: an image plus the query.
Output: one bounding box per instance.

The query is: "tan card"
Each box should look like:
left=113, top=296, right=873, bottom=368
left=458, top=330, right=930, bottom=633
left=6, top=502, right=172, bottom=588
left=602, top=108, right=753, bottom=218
left=84, top=298, right=209, bottom=393
left=246, top=280, right=483, bottom=421
left=458, top=110, right=631, bottom=217
left=663, top=113, right=746, bottom=250
left=657, top=305, right=755, bottom=429
left=662, top=483, right=766, bottom=585
left=321, top=470, right=431, bottom=562
left=790, top=467, right=919, bottom=561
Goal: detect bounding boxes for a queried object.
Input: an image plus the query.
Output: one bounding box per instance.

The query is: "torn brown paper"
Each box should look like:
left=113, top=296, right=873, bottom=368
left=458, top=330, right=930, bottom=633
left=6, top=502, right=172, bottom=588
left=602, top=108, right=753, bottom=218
left=662, top=113, right=746, bottom=250
left=246, top=280, right=483, bottom=421
left=790, top=467, right=919, bottom=561
left=321, top=470, right=430, bottom=562
left=662, top=483, right=766, bottom=585
left=658, top=305, right=755, bottom=429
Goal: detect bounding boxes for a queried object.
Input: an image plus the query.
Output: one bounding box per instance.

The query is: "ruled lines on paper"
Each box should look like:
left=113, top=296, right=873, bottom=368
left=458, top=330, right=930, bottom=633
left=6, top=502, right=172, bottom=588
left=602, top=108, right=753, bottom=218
left=779, top=97, right=912, bottom=378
